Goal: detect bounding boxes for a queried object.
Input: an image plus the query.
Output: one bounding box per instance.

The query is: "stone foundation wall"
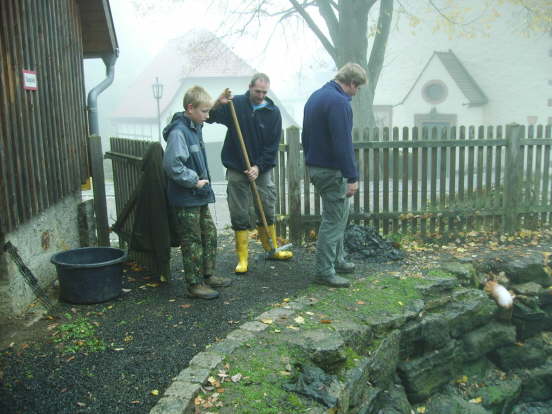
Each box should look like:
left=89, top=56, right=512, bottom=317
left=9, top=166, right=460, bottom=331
left=150, top=255, right=552, bottom=414
left=0, top=192, right=82, bottom=316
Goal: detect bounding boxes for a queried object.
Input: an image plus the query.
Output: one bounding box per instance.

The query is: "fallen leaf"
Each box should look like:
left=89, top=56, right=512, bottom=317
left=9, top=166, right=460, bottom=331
left=469, top=397, right=483, bottom=404
left=231, top=373, right=242, bottom=383
left=356, top=300, right=365, bottom=305
left=320, top=319, right=332, bottom=324
left=305, top=311, right=314, bottom=316
left=130, top=400, right=140, bottom=404
left=168, top=299, right=176, bottom=302
left=260, top=319, right=273, bottom=325
left=417, top=407, right=426, bottom=413
left=294, top=316, right=305, bottom=324
left=146, top=283, right=160, bottom=288
left=179, top=304, right=192, bottom=309
left=76, top=402, right=86, bottom=407
left=150, top=389, right=159, bottom=396
left=287, top=325, right=299, bottom=330
left=283, top=298, right=290, bottom=303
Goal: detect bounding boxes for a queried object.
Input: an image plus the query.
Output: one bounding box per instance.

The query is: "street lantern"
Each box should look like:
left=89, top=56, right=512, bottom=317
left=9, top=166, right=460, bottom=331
left=152, top=77, right=164, bottom=144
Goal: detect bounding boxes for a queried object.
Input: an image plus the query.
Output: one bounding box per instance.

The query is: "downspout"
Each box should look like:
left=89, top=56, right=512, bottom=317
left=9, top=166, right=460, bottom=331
left=87, top=51, right=118, bottom=135
left=86, top=51, right=118, bottom=246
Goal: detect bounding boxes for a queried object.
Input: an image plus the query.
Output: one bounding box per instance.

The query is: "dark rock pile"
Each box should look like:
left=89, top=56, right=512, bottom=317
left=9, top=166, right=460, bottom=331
left=344, top=225, right=404, bottom=262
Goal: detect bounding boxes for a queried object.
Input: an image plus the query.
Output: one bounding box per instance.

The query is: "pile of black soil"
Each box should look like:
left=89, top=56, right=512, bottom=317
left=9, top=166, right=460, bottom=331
left=344, top=225, right=405, bottom=262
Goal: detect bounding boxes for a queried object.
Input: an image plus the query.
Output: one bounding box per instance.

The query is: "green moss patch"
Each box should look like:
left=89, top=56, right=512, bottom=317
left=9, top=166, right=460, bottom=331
left=195, top=337, right=315, bottom=413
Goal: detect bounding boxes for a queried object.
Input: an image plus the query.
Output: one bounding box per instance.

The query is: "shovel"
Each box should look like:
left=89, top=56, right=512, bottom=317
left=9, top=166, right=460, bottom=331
left=226, top=93, right=292, bottom=258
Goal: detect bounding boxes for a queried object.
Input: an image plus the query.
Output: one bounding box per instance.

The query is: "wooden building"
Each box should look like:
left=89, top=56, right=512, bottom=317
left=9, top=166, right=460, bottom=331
left=0, top=0, right=118, bottom=315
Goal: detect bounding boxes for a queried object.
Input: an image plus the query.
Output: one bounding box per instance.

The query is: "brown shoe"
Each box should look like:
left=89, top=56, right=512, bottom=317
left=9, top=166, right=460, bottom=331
left=205, top=275, right=232, bottom=288
left=188, top=283, right=219, bottom=300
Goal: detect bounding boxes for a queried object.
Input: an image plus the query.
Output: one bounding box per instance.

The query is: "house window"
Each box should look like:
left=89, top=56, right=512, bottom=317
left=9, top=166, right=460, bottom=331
left=422, top=80, right=448, bottom=105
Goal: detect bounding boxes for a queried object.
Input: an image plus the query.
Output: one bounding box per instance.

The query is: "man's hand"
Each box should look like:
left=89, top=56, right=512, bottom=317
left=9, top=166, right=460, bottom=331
left=214, top=88, right=232, bottom=108
left=244, top=165, right=259, bottom=182
left=346, top=181, right=358, bottom=198
left=196, top=179, right=210, bottom=189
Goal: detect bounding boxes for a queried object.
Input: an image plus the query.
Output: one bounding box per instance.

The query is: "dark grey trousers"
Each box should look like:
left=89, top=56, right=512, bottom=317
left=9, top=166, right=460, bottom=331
left=226, top=168, right=276, bottom=230
left=308, top=166, right=350, bottom=277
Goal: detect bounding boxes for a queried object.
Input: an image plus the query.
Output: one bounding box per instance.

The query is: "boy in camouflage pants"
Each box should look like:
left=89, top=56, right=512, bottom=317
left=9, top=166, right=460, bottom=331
left=163, top=86, right=231, bottom=299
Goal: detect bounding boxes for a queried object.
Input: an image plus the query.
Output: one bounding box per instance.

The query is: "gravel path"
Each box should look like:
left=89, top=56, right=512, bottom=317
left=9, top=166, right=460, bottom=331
left=0, top=232, right=330, bottom=414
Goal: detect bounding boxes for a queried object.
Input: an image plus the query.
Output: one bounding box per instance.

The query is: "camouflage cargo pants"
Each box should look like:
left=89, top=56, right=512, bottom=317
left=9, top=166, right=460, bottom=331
left=173, top=205, right=217, bottom=285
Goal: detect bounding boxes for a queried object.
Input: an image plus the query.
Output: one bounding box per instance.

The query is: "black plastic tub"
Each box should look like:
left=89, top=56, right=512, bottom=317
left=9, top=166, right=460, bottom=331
left=51, top=247, right=127, bottom=304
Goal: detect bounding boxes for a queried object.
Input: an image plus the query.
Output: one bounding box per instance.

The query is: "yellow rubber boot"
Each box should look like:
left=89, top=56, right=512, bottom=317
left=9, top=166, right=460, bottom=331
left=257, top=225, right=293, bottom=260
left=234, top=230, right=249, bottom=274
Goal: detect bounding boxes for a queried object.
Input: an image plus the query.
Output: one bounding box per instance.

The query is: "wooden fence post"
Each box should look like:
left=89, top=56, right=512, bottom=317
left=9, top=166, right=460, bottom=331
left=287, top=127, right=303, bottom=245
left=503, top=124, right=523, bottom=233
left=89, top=135, right=110, bottom=246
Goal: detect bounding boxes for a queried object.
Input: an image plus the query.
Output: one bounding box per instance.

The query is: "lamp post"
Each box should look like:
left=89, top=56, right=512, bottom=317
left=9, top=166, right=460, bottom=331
left=152, top=77, right=164, bottom=144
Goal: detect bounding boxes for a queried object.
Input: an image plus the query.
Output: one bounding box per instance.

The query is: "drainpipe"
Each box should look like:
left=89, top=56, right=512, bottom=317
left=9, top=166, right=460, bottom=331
left=86, top=51, right=118, bottom=247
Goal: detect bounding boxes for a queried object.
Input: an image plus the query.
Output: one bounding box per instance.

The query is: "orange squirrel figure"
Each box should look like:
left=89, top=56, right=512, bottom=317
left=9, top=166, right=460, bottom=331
left=484, top=280, right=514, bottom=309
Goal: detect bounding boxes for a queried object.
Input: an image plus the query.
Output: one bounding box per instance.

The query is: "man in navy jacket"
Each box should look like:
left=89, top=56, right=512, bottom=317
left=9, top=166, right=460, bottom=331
left=302, top=63, right=367, bottom=287
left=208, top=74, right=293, bottom=274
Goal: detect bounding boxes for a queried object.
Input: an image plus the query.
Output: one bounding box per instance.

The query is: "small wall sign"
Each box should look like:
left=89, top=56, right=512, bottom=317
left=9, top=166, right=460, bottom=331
left=22, top=70, right=37, bottom=90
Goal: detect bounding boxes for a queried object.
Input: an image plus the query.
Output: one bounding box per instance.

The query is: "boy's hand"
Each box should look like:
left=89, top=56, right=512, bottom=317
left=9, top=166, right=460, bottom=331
left=196, top=179, right=210, bottom=189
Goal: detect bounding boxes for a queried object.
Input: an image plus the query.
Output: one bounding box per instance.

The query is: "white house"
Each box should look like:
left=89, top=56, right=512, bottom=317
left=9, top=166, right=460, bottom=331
left=279, top=3, right=551, bottom=129
left=110, top=30, right=297, bottom=179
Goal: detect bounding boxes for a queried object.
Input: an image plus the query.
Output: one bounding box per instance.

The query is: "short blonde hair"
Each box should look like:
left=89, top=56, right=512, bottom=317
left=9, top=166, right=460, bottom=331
left=335, top=63, right=367, bottom=87
left=183, top=86, right=212, bottom=109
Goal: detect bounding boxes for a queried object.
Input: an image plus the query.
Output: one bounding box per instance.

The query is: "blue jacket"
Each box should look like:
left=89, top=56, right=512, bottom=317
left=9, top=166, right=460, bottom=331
left=207, top=91, right=282, bottom=173
left=162, top=112, right=215, bottom=207
left=302, top=81, right=358, bottom=183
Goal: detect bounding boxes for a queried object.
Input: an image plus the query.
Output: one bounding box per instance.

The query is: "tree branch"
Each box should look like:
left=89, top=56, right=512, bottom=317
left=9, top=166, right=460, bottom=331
left=367, top=0, right=393, bottom=89
left=288, top=0, right=337, bottom=61
left=316, top=0, right=339, bottom=45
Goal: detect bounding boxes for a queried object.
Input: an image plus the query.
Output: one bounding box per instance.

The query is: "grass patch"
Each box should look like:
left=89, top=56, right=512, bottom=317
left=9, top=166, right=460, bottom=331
left=52, top=315, right=106, bottom=354
left=305, top=274, right=430, bottom=325
left=426, top=269, right=456, bottom=279
left=197, top=338, right=314, bottom=413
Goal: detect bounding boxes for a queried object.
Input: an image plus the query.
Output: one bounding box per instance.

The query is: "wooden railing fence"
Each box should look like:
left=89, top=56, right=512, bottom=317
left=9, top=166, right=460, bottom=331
left=275, top=124, right=552, bottom=245
left=106, top=137, right=153, bottom=267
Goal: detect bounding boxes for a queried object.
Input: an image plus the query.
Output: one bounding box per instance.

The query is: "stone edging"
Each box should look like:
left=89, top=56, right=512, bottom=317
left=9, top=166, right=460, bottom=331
left=149, top=299, right=309, bottom=414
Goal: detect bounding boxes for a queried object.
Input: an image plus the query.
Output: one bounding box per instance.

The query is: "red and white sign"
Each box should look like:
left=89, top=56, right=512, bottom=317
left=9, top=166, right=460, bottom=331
left=22, top=70, right=37, bottom=90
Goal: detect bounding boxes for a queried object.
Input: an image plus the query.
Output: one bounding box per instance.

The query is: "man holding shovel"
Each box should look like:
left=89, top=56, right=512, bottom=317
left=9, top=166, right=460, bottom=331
left=208, top=73, right=293, bottom=274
